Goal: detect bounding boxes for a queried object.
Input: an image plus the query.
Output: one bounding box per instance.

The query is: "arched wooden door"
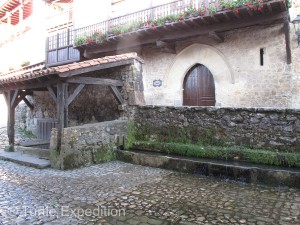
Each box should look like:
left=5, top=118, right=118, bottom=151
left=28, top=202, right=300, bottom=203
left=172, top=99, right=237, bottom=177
left=183, top=64, right=215, bottom=106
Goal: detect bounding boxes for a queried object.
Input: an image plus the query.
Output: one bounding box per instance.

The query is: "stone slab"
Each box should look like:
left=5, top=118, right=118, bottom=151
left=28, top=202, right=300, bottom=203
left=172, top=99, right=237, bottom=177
left=14, top=146, right=50, bottom=159
left=0, top=150, right=50, bottom=169
left=117, top=149, right=300, bottom=189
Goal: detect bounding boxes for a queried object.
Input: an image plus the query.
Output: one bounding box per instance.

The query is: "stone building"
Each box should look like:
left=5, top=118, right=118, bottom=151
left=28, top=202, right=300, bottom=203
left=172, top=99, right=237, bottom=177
left=0, top=0, right=300, bottom=168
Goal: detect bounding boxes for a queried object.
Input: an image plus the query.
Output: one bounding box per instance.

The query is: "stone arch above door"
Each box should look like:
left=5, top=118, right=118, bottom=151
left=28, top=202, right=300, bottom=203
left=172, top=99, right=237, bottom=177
left=164, top=44, right=234, bottom=106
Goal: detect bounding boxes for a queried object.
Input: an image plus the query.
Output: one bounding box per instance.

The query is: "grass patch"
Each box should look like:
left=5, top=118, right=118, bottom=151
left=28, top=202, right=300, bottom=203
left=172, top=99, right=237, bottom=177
left=131, top=141, right=300, bottom=168
left=17, top=128, right=36, bottom=138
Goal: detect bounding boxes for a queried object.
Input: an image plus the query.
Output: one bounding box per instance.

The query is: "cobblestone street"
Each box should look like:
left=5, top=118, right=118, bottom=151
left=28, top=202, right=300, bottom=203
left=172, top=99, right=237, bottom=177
left=0, top=160, right=299, bottom=225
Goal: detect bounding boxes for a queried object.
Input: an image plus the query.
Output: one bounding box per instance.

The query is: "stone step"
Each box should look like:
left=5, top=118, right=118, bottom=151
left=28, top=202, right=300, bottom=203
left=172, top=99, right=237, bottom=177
left=0, top=150, right=50, bottom=169
left=116, top=149, right=300, bottom=189
left=15, top=146, right=50, bottom=159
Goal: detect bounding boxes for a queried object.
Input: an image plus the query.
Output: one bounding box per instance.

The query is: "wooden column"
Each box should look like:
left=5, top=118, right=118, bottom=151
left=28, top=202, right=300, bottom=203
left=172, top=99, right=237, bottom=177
left=56, top=82, right=68, bottom=151
left=3, top=91, right=17, bottom=150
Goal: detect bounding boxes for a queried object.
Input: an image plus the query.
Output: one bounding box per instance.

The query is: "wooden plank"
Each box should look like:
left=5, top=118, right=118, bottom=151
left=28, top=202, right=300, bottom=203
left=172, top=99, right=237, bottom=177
left=47, top=85, right=57, bottom=103
left=67, top=77, right=124, bottom=86
left=109, top=86, right=125, bottom=104
left=284, top=20, right=292, bottom=64
left=67, top=84, right=85, bottom=106
left=59, top=59, right=135, bottom=78
left=23, top=97, right=34, bottom=110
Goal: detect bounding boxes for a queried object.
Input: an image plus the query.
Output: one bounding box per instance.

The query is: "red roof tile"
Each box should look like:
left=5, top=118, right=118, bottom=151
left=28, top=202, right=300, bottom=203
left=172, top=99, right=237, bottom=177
left=0, top=53, right=143, bottom=85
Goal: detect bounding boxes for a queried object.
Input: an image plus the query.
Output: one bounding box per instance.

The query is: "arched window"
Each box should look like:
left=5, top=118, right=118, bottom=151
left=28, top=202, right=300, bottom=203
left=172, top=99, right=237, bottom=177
left=183, top=64, right=215, bottom=106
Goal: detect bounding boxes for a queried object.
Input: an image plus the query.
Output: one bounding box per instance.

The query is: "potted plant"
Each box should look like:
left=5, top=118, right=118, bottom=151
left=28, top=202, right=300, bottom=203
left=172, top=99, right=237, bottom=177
left=74, top=36, right=87, bottom=46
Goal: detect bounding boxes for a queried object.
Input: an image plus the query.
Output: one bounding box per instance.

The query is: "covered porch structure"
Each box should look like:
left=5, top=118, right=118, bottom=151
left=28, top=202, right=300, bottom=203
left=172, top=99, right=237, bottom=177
left=0, top=52, right=144, bottom=168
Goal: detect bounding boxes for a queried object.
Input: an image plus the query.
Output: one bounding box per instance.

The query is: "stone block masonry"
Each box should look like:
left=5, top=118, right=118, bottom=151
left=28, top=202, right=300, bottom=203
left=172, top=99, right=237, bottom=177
left=50, top=120, right=127, bottom=169
left=131, top=106, right=300, bottom=152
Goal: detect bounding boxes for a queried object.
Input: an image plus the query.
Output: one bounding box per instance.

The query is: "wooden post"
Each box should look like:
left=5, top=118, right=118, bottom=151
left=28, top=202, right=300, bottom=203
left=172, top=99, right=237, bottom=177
left=56, top=82, right=68, bottom=151
left=64, top=83, right=69, bottom=128
left=4, top=91, right=16, bottom=150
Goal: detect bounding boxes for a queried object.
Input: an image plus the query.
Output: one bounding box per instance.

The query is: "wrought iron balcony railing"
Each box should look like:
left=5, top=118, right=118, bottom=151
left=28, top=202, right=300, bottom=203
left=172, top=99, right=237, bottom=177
left=73, top=0, right=287, bottom=47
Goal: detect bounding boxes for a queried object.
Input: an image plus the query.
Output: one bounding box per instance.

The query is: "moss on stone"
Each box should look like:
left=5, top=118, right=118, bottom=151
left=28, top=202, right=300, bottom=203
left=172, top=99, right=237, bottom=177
left=62, top=153, right=77, bottom=170
left=132, top=141, right=300, bottom=168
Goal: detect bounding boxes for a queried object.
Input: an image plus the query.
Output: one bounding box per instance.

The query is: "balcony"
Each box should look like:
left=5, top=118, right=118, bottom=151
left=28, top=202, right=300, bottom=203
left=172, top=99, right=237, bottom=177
left=73, top=0, right=289, bottom=56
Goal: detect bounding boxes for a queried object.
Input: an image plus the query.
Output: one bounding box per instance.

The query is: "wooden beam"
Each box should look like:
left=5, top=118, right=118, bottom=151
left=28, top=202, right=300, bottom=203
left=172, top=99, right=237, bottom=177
left=67, top=84, right=85, bottom=106
left=85, top=11, right=289, bottom=56
left=109, top=86, right=125, bottom=105
left=67, top=77, right=124, bottom=86
left=23, top=97, right=34, bottom=110
left=13, top=90, right=28, bottom=108
left=284, top=20, right=292, bottom=64
left=59, top=59, right=135, bottom=78
left=1, top=78, right=58, bottom=92
left=208, top=31, right=224, bottom=43
left=156, top=40, right=176, bottom=53
left=47, top=85, right=57, bottom=103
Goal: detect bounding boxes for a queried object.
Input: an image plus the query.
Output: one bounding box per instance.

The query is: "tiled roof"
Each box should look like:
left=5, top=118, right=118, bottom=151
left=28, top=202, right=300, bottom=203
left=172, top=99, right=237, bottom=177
left=0, top=53, right=143, bottom=85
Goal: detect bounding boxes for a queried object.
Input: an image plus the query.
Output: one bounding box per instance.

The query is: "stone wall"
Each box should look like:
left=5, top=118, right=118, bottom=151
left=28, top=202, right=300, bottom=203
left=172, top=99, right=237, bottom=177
left=15, top=103, right=27, bottom=130
left=131, top=106, right=300, bottom=152
left=141, top=4, right=300, bottom=107
left=50, top=120, right=127, bottom=169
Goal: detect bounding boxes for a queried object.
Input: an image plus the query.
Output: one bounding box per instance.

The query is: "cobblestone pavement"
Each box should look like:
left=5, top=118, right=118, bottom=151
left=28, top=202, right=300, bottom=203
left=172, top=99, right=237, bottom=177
left=0, top=160, right=299, bottom=225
